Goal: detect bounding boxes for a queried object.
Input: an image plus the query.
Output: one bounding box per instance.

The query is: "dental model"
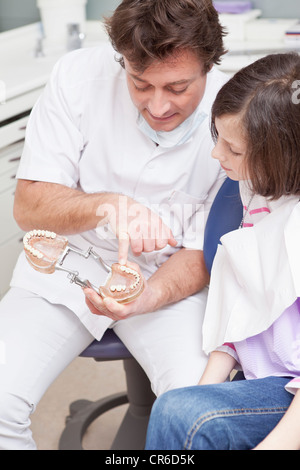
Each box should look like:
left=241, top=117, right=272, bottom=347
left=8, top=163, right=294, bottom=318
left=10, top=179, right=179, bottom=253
left=23, top=230, right=144, bottom=304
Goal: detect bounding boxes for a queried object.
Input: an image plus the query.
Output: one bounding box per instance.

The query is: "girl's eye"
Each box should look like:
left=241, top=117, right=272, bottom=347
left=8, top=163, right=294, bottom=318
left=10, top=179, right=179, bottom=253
left=229, top=147, right=241, bottom=156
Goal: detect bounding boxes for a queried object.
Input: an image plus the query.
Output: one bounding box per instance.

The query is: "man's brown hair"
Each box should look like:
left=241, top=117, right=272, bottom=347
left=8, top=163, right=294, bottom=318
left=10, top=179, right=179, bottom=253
left=105, top=0, right=226, bottom=73
left=211, top=53, right=300, bottom=199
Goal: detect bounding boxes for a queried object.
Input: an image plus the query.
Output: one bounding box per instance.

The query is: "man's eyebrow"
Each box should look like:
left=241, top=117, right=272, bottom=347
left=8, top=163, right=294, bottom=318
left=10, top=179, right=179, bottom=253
left=129, top=73, right=148, bottom=83
left=128, top=73, right=191, bottom=86
left=168, top=79, right=191, bottom=86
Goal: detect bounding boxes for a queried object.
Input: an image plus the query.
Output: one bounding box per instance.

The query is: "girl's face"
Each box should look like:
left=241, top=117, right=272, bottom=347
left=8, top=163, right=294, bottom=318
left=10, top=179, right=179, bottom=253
left=212, top=114, right=248, bottom=181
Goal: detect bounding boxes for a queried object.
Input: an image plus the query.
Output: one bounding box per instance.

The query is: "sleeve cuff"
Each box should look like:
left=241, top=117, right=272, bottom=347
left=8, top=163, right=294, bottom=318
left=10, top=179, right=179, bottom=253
left=285, top=377, right=300, bottom=395
left=215, top=343, right=240, bottom=363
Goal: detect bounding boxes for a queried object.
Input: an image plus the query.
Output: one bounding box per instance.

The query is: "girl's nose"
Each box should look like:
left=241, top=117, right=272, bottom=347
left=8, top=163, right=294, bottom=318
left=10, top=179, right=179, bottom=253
left=212, top=140, right=227, bottom=163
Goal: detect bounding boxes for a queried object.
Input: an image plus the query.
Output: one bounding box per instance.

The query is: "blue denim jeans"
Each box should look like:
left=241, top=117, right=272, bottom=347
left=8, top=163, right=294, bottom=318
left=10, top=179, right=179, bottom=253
left=145, top=377, right=293, bottom=450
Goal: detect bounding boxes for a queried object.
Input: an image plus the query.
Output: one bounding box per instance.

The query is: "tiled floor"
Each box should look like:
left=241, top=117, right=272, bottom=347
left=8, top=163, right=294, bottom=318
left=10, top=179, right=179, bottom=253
left=31, top=357, right=128, bottom=450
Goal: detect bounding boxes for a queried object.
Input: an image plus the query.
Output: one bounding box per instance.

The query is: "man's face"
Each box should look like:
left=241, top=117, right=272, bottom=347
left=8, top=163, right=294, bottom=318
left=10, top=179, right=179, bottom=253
left=124, top=50, right=208, bottom=132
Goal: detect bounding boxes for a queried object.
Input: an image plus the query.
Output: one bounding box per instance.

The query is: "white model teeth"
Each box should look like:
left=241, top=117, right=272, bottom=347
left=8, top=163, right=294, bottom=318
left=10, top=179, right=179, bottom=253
left=109, top=265, right=141, bottom=293
left=131, top=272, right=140, bottom=289
left=120, top=266, right=138, bottom=276
left=110, top=285, right=126, bottom=292
left=23, top=230, right=57, bottom=259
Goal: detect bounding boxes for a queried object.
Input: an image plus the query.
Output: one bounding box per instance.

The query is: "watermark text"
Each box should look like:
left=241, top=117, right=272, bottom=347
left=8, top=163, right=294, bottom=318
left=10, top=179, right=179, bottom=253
left=292, top=80, right=300, bottom=105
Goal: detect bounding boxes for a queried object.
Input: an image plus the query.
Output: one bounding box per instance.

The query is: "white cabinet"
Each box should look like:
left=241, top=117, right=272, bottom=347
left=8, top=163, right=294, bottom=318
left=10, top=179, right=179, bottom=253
left=0, top=21, right=108, bottom=299
left=0, top=118, right=29, bottom=298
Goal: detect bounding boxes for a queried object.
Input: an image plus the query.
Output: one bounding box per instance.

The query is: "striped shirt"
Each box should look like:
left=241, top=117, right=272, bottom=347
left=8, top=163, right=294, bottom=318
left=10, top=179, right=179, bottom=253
left=217, top=182, right=300, bottom=395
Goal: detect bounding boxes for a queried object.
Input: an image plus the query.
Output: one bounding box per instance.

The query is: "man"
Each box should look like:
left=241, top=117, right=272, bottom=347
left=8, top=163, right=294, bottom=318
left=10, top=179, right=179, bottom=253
left=0, top=0, right=227, bottom=449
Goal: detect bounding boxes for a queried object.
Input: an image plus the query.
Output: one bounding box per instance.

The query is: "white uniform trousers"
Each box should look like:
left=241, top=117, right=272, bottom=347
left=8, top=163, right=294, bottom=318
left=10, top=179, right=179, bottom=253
left=0, top=286, right=208, bottom=450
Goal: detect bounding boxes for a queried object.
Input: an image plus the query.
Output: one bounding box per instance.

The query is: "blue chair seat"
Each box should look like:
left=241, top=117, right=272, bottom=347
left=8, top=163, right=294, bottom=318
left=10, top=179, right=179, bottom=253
left=79, top=329, right=132, bottom=361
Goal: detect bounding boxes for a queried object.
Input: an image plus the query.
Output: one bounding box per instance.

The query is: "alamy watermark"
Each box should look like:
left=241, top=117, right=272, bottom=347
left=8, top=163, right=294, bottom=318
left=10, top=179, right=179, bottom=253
left=292, top=80, right=300, bottom=105
left=95, top=196, right=206, bottom=243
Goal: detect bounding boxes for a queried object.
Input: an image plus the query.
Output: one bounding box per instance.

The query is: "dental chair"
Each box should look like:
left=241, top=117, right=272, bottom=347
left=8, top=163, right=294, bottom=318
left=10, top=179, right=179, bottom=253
left=58, top=328, right=155, bottom=450
left=58, top=177, right=243, bottom=450
left=203, top=177, right=243, bottom=272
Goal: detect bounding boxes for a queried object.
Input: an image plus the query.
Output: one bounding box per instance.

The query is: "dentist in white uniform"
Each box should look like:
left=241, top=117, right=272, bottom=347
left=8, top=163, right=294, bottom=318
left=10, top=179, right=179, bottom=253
left=0, top=0, right=227, bottom=449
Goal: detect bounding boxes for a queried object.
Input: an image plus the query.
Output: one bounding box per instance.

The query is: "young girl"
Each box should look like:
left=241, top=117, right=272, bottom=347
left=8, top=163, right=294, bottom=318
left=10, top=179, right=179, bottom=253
left=145, top=52, right=300, bottom=451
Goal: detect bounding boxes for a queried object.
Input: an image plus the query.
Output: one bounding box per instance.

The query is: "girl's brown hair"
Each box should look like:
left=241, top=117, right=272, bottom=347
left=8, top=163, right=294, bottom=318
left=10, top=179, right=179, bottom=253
left=211, top=53, right=300, bottom=199
left=104, top=0, right=226, bottom=73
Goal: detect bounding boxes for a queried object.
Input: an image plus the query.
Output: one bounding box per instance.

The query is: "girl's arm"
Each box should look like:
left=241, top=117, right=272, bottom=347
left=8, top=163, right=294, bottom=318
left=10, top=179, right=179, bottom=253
left=199, top=350, right=237, bottom=385
left=254, top=388, right=300, bottom=450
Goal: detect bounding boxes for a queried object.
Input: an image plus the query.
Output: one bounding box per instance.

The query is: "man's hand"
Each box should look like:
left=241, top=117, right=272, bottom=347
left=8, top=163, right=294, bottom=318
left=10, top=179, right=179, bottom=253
left=83, top=249, right=210, bottom=320
left=83, top=261, right=155, bottom=321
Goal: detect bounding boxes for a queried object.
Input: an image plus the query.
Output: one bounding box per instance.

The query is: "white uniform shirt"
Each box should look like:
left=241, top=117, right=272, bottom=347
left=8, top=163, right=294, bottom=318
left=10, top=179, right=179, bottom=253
left=12, top=43, right=227, bottom=338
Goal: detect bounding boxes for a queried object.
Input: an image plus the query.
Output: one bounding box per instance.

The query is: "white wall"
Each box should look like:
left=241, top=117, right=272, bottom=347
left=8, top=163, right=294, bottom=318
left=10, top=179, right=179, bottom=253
left=0, top=0, right=300, bottom=33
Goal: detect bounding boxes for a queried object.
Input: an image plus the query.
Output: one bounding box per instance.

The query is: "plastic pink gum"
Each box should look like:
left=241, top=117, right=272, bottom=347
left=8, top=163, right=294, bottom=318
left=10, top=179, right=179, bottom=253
left=23, top=230, right=68, bottom=274
left=23, top=230, right=144, bottom=303
left=99, top=263, right=144, bottom=304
